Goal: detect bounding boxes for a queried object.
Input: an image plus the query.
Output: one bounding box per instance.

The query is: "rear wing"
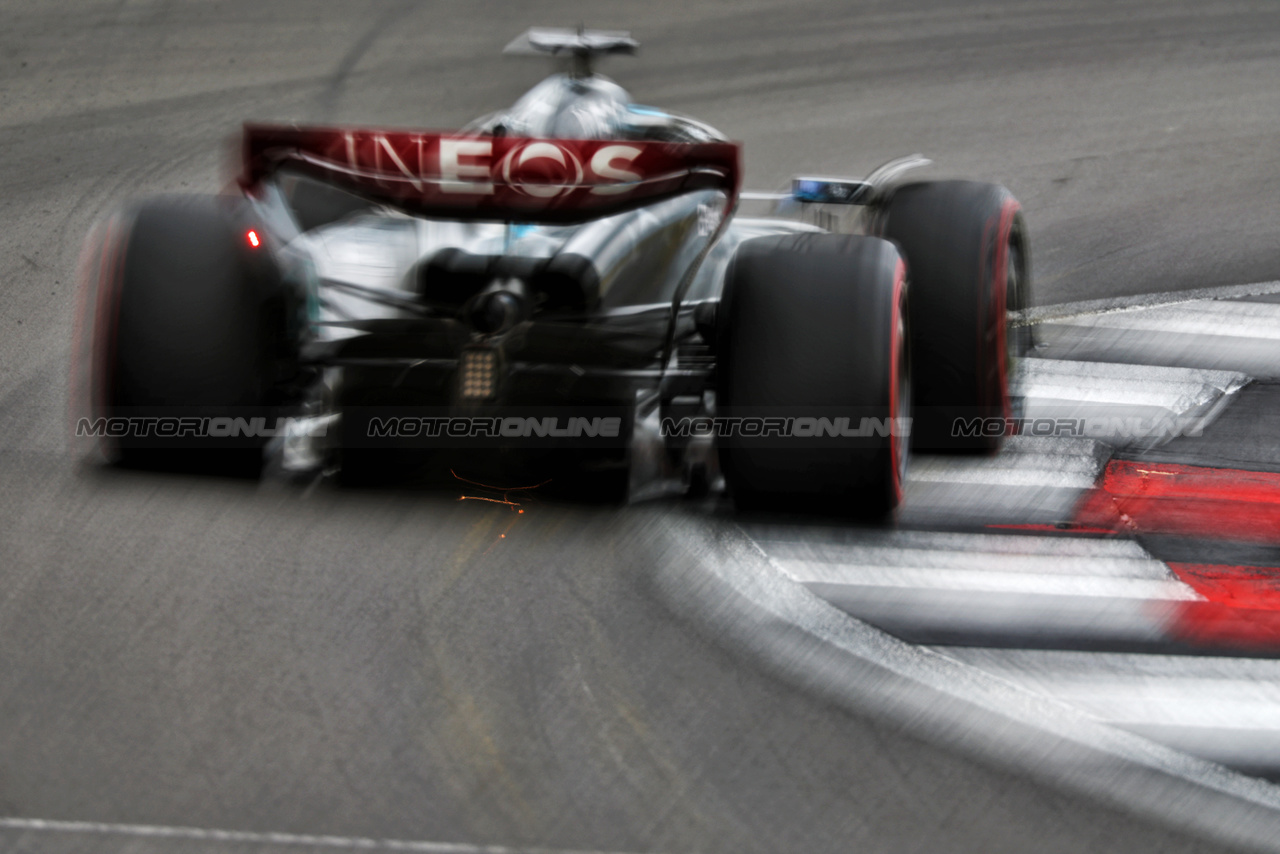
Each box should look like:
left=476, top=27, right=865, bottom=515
left=240, top=124, right=741, bottom=225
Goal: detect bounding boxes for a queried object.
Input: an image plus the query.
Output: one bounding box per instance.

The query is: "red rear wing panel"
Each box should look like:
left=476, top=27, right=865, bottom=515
left=241, top=124, right=742, bottom=224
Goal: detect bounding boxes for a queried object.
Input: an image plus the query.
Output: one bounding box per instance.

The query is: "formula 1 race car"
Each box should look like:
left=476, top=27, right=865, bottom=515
left=73, top=28, right=1030, bottom=516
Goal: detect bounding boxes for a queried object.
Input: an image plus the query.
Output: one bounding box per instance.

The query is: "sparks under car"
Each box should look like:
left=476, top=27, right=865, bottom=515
left=73, top=28, right=1030, bottom=516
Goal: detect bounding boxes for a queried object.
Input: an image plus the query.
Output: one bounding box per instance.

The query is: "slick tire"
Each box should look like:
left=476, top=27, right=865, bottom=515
left=716, top=233, right=909, bottom=518
left=876, top=181, right=1030, bottom=452
left=83, top=196, right=288, bottom=475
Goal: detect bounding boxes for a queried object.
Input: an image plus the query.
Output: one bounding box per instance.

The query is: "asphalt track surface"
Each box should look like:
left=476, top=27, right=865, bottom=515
left=3, top=2, right=1280, bottom=852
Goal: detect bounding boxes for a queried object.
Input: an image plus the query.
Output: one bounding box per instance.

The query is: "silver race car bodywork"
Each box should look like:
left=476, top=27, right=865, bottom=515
left=79, top=28, right=1022, bottom=514
left=239, top=31, right=913, bottom=495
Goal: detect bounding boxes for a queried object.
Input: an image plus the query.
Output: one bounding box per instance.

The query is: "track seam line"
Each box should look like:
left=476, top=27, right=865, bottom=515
left=0, top=816, right=641, bottom=854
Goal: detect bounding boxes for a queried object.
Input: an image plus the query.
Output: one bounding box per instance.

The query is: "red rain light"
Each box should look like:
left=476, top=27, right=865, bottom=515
left=246, top=229, right=260, bottom=248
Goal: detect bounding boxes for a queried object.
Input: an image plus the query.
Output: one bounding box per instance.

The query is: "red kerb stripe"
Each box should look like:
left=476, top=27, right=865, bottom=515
left=1170, top=562, right=1280, bottom=648
left=1074, top=460, right=1280, bottom=543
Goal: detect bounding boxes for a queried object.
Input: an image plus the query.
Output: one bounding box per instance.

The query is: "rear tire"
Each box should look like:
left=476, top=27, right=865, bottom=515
left=88, top=196, right=288, bottom=474
left=716, top=233, right=909, bottom=517
left=877, top=181, right=1030, bottom=452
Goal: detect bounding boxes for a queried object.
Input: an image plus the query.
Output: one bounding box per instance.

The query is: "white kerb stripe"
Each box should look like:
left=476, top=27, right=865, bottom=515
left=1020, top=278, right=1280, bottom=325
left=779, top=562, right=1200, bottom=601
left=1050, top=299, right=1280, bottom=342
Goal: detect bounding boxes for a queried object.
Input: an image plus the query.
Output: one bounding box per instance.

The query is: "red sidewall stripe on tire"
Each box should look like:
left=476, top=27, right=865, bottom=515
left=987, top=197, right=1020, bottom=424
left=890, top=258, right=906, bottom=505
left=69, top=214, right=129, bottom=456
left=67, top=220, right=104, bottom=435
left=95, top=218, right=126, bottom=416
